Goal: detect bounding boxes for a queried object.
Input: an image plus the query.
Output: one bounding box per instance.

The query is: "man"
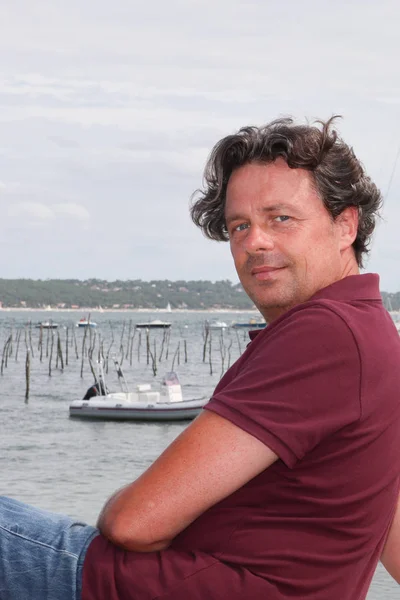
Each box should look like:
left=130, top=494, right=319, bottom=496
left=0, top=117, right=399, bottom=599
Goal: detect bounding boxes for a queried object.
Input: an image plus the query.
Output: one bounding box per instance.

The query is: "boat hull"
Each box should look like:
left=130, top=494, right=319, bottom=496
left=135, top=324, right=171, bottom=329
left=231, top=322, right=266, bottom=329
left=69, top=398, right=206, bottom=421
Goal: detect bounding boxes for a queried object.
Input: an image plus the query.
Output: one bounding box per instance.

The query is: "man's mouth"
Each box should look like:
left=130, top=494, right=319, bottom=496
left=250, top=266, right=286, bottom=280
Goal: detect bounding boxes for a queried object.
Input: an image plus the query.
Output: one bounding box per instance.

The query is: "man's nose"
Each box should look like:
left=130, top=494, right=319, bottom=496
left=243, top=225, right=275, bottom=254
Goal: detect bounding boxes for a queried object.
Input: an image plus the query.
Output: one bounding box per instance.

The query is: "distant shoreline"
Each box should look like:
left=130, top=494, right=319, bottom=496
left=0, top=307, right=260, bottom=314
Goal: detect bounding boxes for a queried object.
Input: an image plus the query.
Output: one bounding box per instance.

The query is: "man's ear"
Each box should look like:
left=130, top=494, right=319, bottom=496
left=337, top=206, right=358, bottom=251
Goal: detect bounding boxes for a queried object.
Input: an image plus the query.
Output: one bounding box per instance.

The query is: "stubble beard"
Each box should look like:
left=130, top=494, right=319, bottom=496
left=244, top=276, right=300, bottom=322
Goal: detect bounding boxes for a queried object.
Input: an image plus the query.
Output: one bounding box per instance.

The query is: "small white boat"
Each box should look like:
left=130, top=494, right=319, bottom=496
left=205, top=319, right=228, bottom=330
left=35, top=321, right=58, bottom=329
left=69, top=371, right=206, bottom=421
left=231, top=318, right=266, bottom=329
left=135, top=319, right=171, bottom=329
left=76, top=318, right=97, bottom=328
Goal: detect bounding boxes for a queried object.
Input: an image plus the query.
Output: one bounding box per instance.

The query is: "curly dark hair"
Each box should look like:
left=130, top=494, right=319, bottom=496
left=190, top=117, right=382, bottom=267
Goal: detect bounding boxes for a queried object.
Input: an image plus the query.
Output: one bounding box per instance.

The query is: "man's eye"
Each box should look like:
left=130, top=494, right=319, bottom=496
left=275, top=215, right=290, bottom=222
left=234, top=223, right=249, bottom=231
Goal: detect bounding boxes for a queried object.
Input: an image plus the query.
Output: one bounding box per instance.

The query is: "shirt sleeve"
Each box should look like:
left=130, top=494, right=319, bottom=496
left=205, top=304, right=361, bottom=468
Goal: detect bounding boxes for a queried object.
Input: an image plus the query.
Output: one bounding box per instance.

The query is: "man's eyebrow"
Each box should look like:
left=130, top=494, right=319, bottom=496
left=261, top=203, right=299, bottom=213
left=225, top=212, right=246, bottom=225
left=225, top=203, right=300, bottom=224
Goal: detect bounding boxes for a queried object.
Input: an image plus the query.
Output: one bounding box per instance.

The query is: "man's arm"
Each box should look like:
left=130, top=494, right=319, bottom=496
left=97, top=410, right=278, bottom=552
left=381, top=495, right=400, bottom=583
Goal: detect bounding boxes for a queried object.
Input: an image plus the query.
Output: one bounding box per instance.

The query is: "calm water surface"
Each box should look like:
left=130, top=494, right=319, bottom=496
left=0, top=310, right=397, bottom=598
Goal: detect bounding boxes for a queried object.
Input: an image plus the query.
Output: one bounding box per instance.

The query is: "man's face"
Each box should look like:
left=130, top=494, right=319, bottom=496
left=225, top=160, right=358, bottom=321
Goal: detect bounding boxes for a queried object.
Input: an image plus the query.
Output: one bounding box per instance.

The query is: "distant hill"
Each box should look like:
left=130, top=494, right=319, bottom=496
left=0, top=278, right=256, bottom=310
left=0, top=278, right=397, bottom=311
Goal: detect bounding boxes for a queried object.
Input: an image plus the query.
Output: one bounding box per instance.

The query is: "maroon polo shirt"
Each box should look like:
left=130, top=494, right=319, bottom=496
left=82, top=274, right=400, bottom=600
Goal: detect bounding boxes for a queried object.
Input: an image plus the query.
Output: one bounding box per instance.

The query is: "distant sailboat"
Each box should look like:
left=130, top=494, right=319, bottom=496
left=166, top=302, right=172, bottom=312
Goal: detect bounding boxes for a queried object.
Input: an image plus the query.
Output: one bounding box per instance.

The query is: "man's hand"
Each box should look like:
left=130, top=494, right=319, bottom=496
left=97, top=410, right=278, bottom=552
left=381, top=493, right=400, bottom=583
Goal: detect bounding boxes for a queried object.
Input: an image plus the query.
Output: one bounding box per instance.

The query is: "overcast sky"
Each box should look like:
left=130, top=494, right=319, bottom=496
left=1, top=0, right=400, bottom=290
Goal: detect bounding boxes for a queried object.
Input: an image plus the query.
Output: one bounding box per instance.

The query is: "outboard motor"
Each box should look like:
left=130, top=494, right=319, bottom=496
left=83, top=380, right=107, bottom=400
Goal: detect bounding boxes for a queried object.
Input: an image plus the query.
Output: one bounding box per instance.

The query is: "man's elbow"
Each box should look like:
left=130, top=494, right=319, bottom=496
left=100, top=518, right=172, bottom=552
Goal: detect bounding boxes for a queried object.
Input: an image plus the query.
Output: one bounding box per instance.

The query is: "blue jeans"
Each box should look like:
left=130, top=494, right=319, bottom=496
left=0, top=496, right=99, bottom=600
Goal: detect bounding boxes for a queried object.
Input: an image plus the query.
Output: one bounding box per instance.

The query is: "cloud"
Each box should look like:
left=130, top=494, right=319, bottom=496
left=0, top=180, right=23, bottom=193
left=7, top=201, right=90, bottom=223
left=7, top=201, right=55, bottom=220
left=53, top=203, right=90, bottom=220
left=48, top=135, right=80, bottom=148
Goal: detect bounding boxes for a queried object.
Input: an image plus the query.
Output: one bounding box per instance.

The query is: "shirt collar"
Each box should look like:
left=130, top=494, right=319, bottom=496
left=249, top=273, right=381, bottom=341
left=309, top=273, right=380, bottom=303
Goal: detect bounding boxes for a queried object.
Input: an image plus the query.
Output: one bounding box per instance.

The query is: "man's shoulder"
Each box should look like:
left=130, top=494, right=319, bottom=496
left=245, top=301, right=360, bottom=375
left=263, top=299, right=357, bottom=342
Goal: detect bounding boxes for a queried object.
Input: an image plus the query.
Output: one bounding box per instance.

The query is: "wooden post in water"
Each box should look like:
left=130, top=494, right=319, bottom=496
left=120, top=320, right=126, bottom=357
left=38, top=326, right=43, bottom=362
left=125, top=320, right=132, bottom=359
left=106, top=320, right=115, bottom=374
left=109, top=320, right=115, bottom=344
left=8, top=325, right=13, bottom=358
left=159, top=329, right=165, bottom=362
left=88, top=317, right=93, bottom=358
left=105, top=338, right=114, bottom=374
left=184, top=339, right=188, bottom=363
left=97, top=333, right=102, bottom=363
left=80, top=325, right=88, bottom=378
left=55, top=333, right=59, bottom=370
left=137, top=330, right=142, bottom=363
left=165, top=328, right=171, bottom=360
left=25, top=349, right=31, bottom=403
left=129, top=329, right=136, bottom=366
left=146, top=329, right=151, bottom=365
left=171, top=342, right=180, bottom=371
left=100, top=339, right=105, bottom=364
left=15, top=328, right=22, bottom=362
left=48, top=330, right=54, bottom=377
left=219, top=332, right=226, bottom=378
left=202, top=325, right=209, bottom=363
left=46, top=327, right=50, bottom=358
left=28, top=321, right=34, bottom=358
left=227, top=339, right=233, bottom=370
left=4, top=332, right=10, bottom=369
left=72, top=328, right=79, bottom=359
left=1, top=335, right=12, bottom=375
left=57, top=331, right=64, bottom=371
left=151, top=339, right=157, bottom=376
left=65, top=327, right=69, bottom=366
left=88, top=331, right=96, bottom=361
